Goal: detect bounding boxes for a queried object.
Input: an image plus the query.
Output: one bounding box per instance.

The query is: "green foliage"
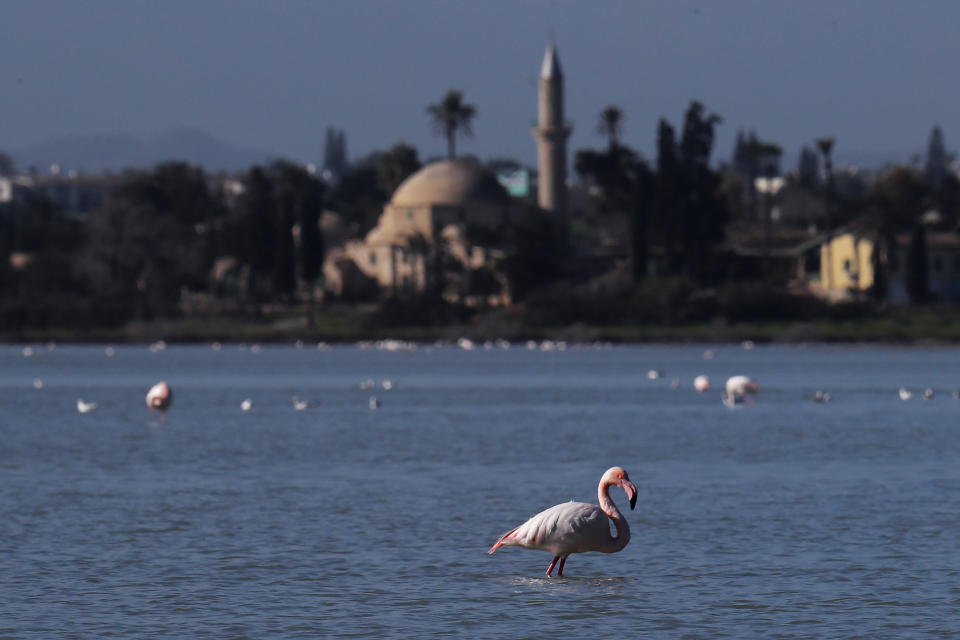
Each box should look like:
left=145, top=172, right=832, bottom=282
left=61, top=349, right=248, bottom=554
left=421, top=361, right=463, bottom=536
left=77, top=162, right=221, bottom=319
left=906, top=225, right=928, bottom=303
left=925, top=125, right=949, bottom=190
left=596, top=105, right=624, bottom=150
left=327, top=163, right=386, bottom=238
left=426, top=90, right=476, bottom=159
left=521, top=276, right=877, bottom=329
left=376, top=143, right=421, bottom=196
left=369, top=294, right=471, bottom=328
left=503, top=210, right=572, bottom=300
left=0, top=150, right=14, bottom=176
left=220, top=162, right=326, bottom=302
left=653, top=101, right=731, bottom=281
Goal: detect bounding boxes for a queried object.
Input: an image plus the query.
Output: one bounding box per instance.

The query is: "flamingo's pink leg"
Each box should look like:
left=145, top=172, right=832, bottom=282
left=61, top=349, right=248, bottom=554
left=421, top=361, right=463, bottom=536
left=557, top=557, right=566, bottom=576
left=545, top=556, right=560, bottom=577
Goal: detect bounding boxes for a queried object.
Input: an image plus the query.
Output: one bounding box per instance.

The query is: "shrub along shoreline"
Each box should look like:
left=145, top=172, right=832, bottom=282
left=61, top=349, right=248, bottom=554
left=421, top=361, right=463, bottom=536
left=3, top=304, right=960, bottom=345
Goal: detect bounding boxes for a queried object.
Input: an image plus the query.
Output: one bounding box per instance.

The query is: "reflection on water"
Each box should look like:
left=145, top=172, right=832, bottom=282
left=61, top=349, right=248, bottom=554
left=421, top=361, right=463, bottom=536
left=1, top=344, right=960, bottom=637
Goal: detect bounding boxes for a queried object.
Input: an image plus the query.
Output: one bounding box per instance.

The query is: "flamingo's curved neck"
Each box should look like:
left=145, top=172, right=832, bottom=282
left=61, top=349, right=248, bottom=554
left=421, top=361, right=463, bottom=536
left=598, top=480, right=631, bottom=553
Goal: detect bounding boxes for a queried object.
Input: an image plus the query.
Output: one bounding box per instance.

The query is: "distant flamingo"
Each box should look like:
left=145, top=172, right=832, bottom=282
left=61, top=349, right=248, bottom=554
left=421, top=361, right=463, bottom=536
left=489, top=466, right=637, bottom=577
left=723, top=375, right=758, bottom=407
left=146, top=381, right=173, bottom=421
left=693, top=375, right=710, bottom=392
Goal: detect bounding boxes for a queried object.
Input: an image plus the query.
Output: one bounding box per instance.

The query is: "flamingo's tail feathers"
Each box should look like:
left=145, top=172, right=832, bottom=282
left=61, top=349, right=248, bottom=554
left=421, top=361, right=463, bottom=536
left=488, top=526, right=520, bottom=554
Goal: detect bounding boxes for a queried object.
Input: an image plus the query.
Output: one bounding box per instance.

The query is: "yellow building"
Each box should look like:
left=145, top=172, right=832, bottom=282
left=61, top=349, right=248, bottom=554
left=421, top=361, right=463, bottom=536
left=817, top=231, right=875, bottom=300
left=816, top=229, right=960, bottom=303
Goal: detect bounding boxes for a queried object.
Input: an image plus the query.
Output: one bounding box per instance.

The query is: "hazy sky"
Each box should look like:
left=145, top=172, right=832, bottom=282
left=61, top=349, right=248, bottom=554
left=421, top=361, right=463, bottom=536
left=2, top=1, right=959, bottom=168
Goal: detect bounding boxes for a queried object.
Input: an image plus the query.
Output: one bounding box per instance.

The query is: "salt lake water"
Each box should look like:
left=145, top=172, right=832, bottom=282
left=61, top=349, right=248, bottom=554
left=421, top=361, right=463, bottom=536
left=2, top=342, right=960, bottom=637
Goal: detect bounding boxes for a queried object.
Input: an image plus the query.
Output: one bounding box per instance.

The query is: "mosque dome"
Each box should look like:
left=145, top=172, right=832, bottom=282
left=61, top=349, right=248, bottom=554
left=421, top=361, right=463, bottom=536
left=390, top=159, right=510, bottom=208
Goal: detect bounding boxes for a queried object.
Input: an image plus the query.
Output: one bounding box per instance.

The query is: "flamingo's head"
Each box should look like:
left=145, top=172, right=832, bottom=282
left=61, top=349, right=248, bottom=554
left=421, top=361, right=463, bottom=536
left=604, top=466, right=637, bottom=510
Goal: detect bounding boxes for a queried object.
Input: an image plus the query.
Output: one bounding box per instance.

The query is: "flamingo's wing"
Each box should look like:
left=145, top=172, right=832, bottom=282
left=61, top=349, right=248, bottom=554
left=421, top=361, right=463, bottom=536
left=490, top=502, right=610, bottom=556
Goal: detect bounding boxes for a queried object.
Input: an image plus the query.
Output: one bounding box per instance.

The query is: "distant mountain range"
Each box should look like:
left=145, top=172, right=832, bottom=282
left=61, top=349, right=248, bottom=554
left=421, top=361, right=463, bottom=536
left=8, top=128, right=282, bottom=174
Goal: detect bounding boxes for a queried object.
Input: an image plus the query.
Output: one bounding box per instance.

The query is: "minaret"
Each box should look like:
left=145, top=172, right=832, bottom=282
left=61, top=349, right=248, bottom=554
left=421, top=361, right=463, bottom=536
left=533, top=43, right=571, bottom=214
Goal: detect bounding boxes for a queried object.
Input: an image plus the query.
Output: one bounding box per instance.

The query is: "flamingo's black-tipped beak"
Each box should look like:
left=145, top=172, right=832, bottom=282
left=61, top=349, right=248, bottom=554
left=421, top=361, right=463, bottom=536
left=623, top=480, right=638, bottom=510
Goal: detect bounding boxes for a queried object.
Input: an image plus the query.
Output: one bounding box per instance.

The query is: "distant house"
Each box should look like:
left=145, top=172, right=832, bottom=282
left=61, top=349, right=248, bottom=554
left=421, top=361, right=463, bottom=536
left=816, top=228, right=876, bottom=301
left=725, top=226, right=824, bottom=291
left=815, top=227, right=960, bottom=304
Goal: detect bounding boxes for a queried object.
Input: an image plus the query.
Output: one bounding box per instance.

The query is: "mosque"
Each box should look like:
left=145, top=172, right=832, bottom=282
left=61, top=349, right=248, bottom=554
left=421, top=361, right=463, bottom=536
left=323, top=43, right=569, bottom=303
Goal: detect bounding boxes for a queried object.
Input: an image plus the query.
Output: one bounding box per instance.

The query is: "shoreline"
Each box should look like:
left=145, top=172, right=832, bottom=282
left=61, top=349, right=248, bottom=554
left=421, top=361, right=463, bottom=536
left=4, top=310, right=960, bottom=346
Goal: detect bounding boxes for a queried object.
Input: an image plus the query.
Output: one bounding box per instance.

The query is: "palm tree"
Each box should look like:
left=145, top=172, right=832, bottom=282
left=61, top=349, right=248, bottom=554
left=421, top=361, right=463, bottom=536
left=596, top=105, right=624, bottom=150
left=426, top=90, right=476, bottom=159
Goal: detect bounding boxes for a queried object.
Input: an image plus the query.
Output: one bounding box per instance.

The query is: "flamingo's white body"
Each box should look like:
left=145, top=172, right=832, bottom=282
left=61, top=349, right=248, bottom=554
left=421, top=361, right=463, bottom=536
left=489, top=466, right=637, bottom=577
left=726, top=375, right=758, bottom=396
left=694, top=375, right=710, bottom=392
left=146, top=381, right=173, bottom=417
left=723, top=375, right=758, bottom=407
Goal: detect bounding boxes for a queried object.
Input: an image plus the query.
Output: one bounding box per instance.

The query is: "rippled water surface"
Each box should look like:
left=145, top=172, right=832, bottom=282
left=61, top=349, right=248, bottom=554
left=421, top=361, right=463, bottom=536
left=3, top=343, right=960, bottom=637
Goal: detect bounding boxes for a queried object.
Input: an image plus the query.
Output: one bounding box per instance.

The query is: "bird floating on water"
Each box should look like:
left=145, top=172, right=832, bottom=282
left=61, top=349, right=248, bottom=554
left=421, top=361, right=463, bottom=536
left=693, top=375, right=710, bottom=392
left=923, top=388, right=934, bottom=400
left=292, top=397, right=318, bottom=411
left=76, top=399, right=98, bottom=414
left=33, top=378, right=44, bottom=390
left=368, top=396, right=381, bottom=410
left=809, top=390, right=831, bottom=403
left=898, top=387, right=913, bottom=401
left=146, top=381, right=173, bottom=421
left=240, top=398, right=253, bottom=412
left=489, top=466, right=637, bottom=577
left=647, top=369, right=663, bottom=380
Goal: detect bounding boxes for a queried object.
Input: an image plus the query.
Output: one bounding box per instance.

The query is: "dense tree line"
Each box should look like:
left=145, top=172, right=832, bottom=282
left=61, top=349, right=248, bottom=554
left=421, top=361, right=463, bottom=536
left=1, top=110, right=958, bottom=333
left=0, top=161, right=328, bottom=329
left=575, top=100, right=730, bottom=285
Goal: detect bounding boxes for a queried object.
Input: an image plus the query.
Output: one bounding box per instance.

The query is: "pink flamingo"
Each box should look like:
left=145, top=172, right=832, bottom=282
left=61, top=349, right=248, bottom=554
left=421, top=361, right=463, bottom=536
left=488, top=466, right=637, bottom=577
left=146, top=381, right=173, bottom=421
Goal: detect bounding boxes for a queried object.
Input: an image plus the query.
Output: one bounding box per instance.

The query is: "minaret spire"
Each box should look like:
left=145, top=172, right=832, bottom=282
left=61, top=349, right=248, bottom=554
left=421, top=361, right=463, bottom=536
left=533, top=42, right=570, bottom=214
